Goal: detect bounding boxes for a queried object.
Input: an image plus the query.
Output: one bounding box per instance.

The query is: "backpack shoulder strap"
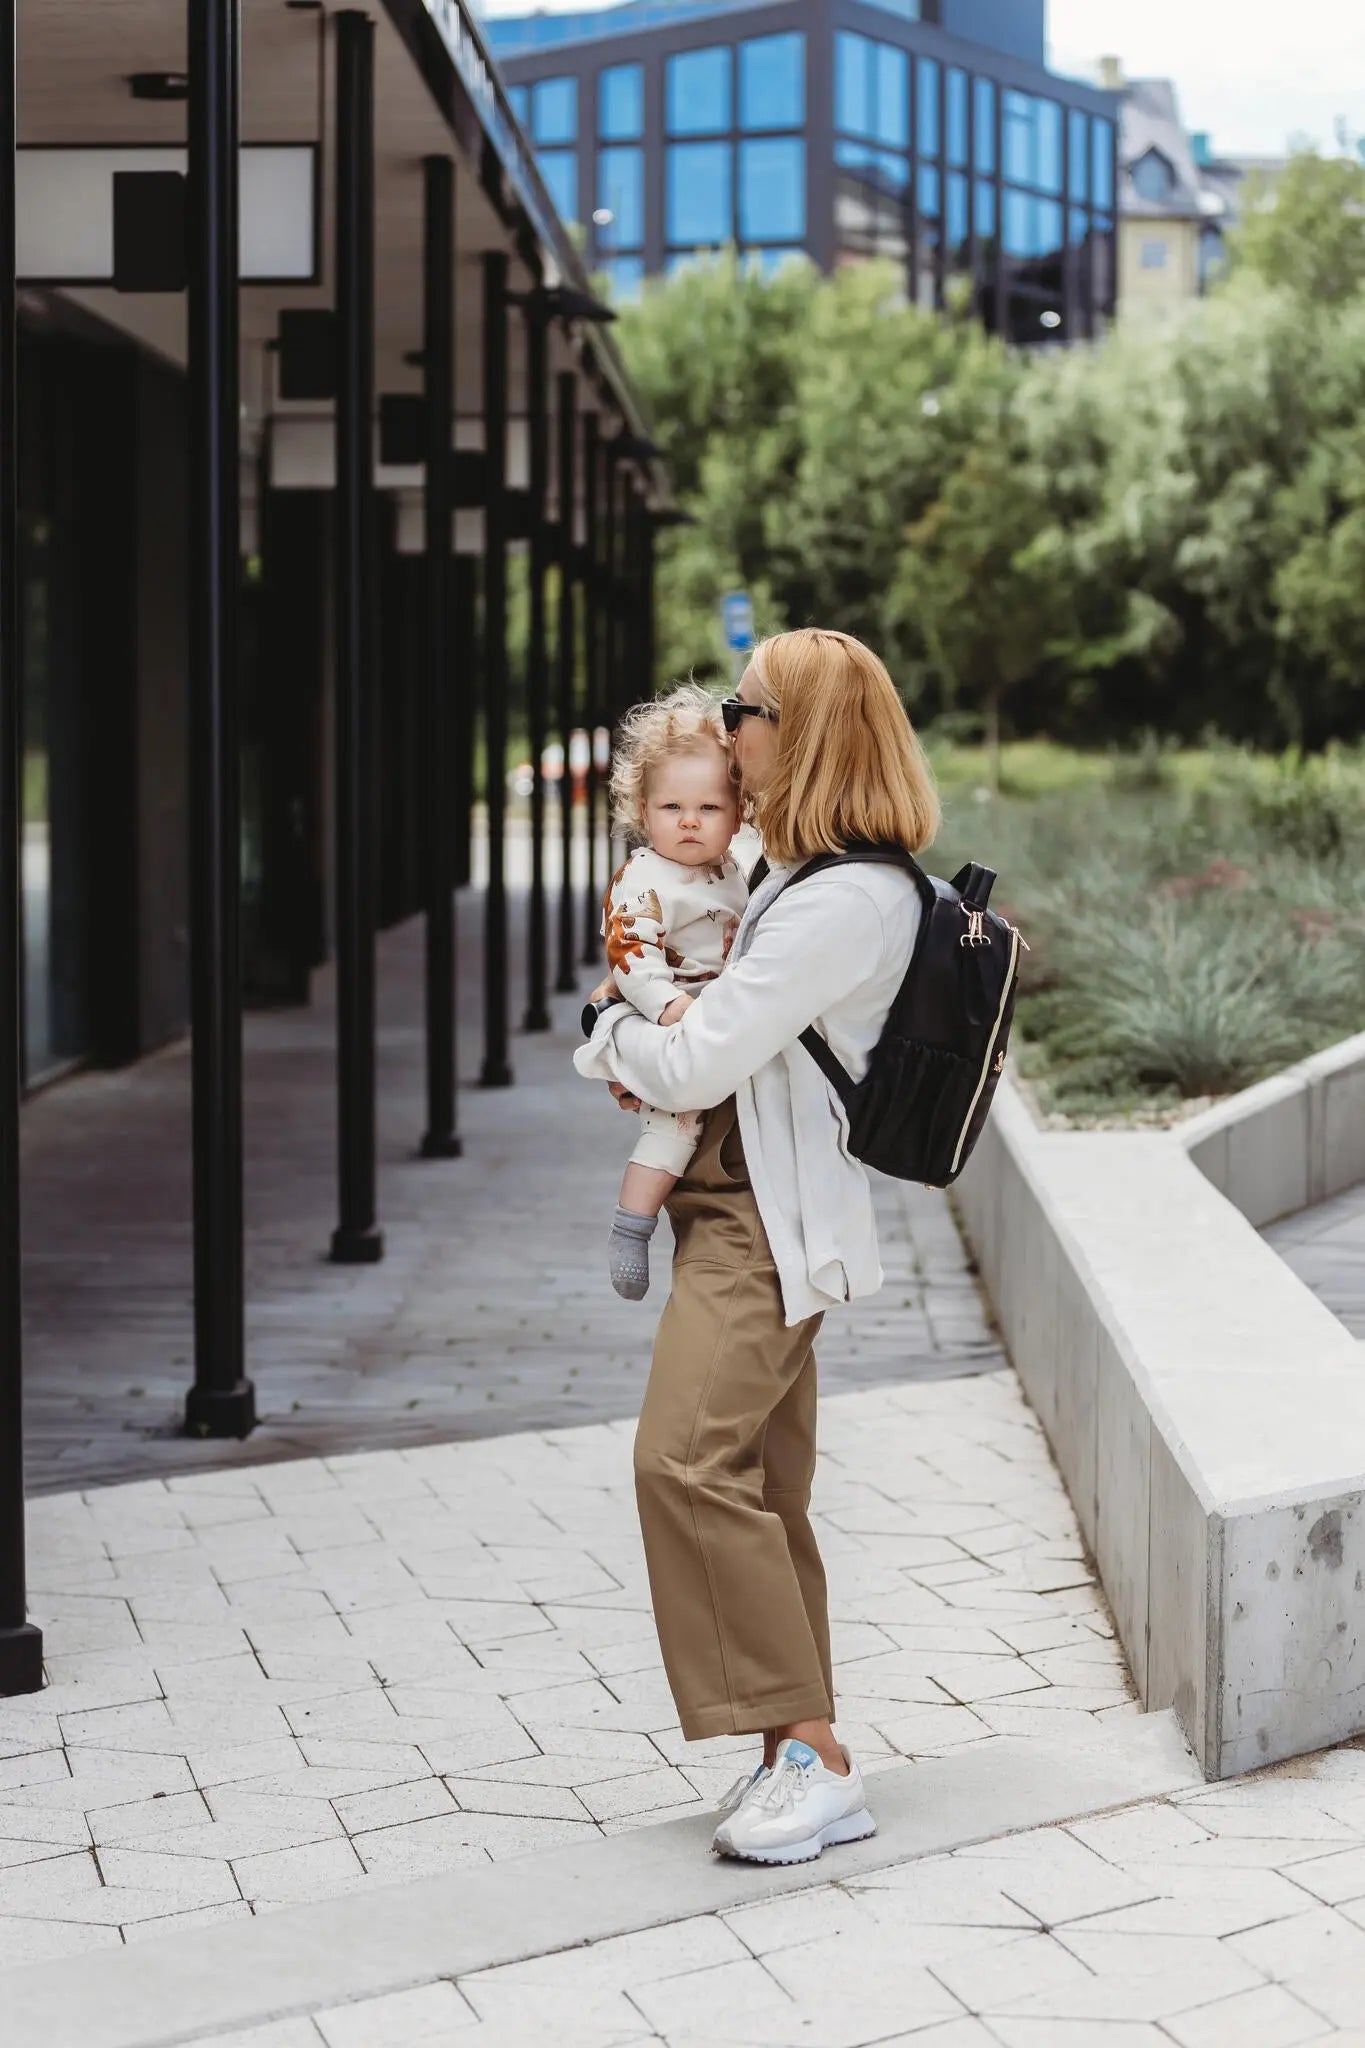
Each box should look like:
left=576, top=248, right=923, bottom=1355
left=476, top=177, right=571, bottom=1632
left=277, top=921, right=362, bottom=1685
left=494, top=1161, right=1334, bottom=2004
left=755, top=843, right=927, bottom=1106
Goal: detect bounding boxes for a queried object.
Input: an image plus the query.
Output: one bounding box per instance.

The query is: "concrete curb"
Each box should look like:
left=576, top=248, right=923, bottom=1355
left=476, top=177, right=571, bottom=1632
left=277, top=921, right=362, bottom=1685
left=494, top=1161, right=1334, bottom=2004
left=0, top=1714, right=1199, bottom=2048
left=956, top=1065, right=1365, bottom=1781
left=1180, top=1030, right=1365, bottom=1229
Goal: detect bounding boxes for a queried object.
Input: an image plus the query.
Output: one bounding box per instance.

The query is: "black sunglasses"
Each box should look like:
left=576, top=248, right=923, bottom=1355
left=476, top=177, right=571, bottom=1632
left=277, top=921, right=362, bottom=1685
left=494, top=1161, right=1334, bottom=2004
left=720, top=696, right=776, bottom=734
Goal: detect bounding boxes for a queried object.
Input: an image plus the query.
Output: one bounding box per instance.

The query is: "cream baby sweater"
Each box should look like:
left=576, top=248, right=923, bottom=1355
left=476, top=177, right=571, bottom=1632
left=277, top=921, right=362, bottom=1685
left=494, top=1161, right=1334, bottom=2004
left=594, top=844, right=749, bottom=1025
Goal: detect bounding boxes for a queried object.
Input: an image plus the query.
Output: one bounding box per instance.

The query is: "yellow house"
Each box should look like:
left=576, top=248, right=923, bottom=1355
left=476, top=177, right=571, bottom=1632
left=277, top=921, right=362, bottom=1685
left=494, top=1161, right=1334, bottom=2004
left=1101, top=59, right=1222, bottom=320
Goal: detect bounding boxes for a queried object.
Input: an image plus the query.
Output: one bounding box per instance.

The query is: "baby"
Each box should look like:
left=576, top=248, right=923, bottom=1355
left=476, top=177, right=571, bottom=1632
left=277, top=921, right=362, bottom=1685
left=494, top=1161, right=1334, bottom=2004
left=577, top=685, right=748, bottom=1300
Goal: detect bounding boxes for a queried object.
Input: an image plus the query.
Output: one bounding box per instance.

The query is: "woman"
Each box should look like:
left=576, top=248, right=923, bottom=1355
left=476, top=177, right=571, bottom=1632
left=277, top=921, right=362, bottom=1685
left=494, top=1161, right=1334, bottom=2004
left=581, top=627, right=939, bottom=1865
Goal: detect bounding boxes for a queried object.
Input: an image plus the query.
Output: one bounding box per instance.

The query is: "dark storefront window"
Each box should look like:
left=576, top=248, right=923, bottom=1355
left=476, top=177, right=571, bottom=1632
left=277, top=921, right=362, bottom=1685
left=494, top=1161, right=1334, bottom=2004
left=740, top=32, right=804, bottom=130
left=598, top=145, right=643, bottom=248
left=917, top=55, right=940, bottom=158
left=739, top=137, right=805, bottom=240
left=947, top=171, right=969, bottom=264
left=667, top=139, right=731, bottom=242
left=599, top=62, right=643, bottom=140
left=976, top=181, right=997, bottom=238
left=946, top=68, right=968, bottom=168
left=667, top=46, right=731, bottom=135
left=834, top=141, right=909, bottom=260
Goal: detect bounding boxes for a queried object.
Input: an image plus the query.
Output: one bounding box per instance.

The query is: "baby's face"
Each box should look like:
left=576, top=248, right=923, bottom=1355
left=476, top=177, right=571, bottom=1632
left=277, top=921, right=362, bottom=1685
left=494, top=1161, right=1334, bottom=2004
left=643, top=746, right=740, bottom=868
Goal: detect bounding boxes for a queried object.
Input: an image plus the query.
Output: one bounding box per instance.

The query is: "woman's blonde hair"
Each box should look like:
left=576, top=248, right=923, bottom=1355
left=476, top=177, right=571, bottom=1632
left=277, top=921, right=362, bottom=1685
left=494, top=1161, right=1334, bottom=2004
left=748, top=629, right=940, bottom=864
left=609, top=681, right=742, bottom=841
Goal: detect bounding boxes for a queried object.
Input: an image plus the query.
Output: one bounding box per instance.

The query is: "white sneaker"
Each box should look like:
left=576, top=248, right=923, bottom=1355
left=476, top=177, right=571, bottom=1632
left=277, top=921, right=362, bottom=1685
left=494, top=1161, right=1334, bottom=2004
left=712, top=1739, right=877, bottom=1865
left=716, top=1762, right=769, bottom=1818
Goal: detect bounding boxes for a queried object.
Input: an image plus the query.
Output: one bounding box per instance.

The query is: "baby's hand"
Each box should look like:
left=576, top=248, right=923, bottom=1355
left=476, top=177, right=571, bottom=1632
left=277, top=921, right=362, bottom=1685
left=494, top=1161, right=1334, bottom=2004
left=658, top=992, right=694, bottom=1027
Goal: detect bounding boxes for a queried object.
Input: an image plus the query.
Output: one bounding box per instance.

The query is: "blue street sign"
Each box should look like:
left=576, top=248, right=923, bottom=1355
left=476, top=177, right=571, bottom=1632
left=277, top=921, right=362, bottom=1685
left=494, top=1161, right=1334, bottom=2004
left=721, top=591, right=754, bottom=652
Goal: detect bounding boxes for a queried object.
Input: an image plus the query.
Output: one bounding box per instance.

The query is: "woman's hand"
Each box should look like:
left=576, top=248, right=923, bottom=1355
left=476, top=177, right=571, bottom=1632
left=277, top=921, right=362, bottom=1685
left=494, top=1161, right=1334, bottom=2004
left=658, top=992, right=694, bottom=1027
left=609, top=1081, right=642, bottom=1114
left=588, top=975, right=615, bottom=1004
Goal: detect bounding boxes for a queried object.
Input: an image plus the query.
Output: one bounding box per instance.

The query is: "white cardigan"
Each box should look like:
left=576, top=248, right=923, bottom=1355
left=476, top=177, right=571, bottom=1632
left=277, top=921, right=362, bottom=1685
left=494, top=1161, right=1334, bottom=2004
left=574, top=856, right=923, bottom=1326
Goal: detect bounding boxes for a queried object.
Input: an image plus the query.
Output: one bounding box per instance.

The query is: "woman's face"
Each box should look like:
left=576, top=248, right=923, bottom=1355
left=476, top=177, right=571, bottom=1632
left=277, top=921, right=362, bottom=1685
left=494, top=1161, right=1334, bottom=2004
left=731, top=662, right=780, bottom=796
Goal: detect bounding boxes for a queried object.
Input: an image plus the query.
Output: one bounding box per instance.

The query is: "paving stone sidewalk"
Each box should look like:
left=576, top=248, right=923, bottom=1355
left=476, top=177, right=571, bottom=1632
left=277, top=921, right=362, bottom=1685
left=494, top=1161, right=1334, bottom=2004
left=0, top=1368, right=1129, bottom=1971
left=1266, top=1180, right=1365, bottom=1340
left=201, top=1744, right=1365, bottom=2048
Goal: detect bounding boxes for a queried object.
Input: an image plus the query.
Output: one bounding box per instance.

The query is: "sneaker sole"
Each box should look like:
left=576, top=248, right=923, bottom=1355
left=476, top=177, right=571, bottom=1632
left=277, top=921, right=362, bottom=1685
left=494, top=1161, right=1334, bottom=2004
left=714, top=1809, right=878, bottom=1865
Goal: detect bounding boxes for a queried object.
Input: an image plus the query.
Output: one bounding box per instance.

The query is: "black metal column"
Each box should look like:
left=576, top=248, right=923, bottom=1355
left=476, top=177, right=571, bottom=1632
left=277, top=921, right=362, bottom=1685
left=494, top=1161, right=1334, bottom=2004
left=602, top=439, right=625, bottom=882
left=330, top=12, right=383, bottom=1261
left=579, top=409, right=601, bottom=965
left=640, top=492, right=657, bottom=700
left=479, top=252, right=513, bottom=1087
left=0, top=0, right=40, bottom=1695
left=521, top=298, right=551, bottom=1032
left=184, top=0, right=255, bottom=1437
left=419, top=156, right=461, bottom=1159
left=554, top=373, right=578, bottom=995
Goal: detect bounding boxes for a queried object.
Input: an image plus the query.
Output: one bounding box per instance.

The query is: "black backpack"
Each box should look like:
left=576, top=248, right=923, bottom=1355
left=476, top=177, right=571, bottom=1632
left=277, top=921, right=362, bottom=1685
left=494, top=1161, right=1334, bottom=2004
left=752, top=843, right=1023, bottom=1188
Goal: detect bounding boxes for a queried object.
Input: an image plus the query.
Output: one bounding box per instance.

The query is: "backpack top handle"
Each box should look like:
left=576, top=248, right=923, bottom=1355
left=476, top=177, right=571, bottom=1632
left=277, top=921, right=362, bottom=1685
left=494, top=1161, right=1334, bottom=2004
left=950, top=862, right=997, bottom=913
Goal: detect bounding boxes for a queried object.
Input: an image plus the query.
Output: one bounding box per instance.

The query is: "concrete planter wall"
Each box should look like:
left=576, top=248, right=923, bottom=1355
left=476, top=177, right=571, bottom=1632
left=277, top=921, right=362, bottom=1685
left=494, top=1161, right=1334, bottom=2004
left=955, top=1045, right=1365, bottom=1781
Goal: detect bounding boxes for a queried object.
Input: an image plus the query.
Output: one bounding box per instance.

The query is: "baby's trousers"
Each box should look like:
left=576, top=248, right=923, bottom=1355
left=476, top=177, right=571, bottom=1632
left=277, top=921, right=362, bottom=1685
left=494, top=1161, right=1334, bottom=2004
left=630, top=1104, right=705, bottom=1179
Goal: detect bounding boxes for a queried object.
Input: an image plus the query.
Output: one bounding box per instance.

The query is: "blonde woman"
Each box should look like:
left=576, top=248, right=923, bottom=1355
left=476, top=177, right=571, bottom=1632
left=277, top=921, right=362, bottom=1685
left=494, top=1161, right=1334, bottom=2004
left=579, top=627, right=939, bottom=1866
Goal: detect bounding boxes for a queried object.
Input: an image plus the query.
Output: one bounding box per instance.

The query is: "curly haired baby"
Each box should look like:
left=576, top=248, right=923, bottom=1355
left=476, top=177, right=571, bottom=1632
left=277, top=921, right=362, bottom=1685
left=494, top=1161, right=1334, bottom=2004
left=574, top=685, right=748, bottom=1299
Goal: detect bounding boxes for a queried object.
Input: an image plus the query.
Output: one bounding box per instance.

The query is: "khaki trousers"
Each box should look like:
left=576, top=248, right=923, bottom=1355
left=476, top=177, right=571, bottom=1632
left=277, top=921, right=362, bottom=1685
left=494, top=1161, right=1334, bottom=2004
left=634, top=1097, right=834, bottom=1740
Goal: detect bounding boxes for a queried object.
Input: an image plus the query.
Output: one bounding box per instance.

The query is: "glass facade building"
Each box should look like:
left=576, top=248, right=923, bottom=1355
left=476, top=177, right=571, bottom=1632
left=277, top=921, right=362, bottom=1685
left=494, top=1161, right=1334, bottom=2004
left=495, top=0, right=1118, bottom=342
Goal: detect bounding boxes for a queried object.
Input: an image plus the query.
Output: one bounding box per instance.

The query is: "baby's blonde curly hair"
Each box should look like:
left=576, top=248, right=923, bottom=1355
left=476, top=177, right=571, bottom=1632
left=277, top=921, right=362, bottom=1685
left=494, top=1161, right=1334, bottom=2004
left=609, top=682, right=743, bottom=841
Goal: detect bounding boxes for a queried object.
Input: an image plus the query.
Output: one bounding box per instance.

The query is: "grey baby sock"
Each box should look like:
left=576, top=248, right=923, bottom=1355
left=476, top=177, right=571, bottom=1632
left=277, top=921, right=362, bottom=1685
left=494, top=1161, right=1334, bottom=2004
left=610, top=1207, right=658, bottom=1301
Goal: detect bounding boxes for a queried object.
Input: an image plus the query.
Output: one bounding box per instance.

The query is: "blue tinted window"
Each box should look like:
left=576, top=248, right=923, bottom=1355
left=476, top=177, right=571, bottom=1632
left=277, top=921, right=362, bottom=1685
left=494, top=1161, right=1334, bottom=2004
left=917, top=57, right=940, bottom=158
left=667, top=140, right=731, bottom=242
left=836, top=32, right=871, bottom=138
left=602, top=256, right=645, bottom=302
left=739, top=137, right=804, bottom=240
left=947, top=170, right=968, bottom=252
left=1069, top=206, right=1089, bottom=246
left=599, top=64, right=643, bottom=140
left=666, top=250, right=717, bottom=275
left=1037, top=197, right=1063, bottom=251
left=1004, top=188, right=1032, bottom=255
left=597, top=146, right=642, bottom=248
left=1092, top=119, right=1115, bottom=207
left=836, top=139, right=908, bottom=191
left=974, top=77, right=996, bottom=174
left=946, top=69, right=968, bottom=167
left=1068, top=109, right=1088, bottom=200
left=1003, top=91, right=1032, bottom=184
left=976, top=181, right=996, bottom=237
left=667, top=47, right=731, bottom=136
left=875, top=43, right=908, bottom=148
left=1036, top=100, right=1063, bottom=194
left=918, top=162, right=940, bottom=218
left=537, top=149, right=578, bottom=223
left=532, top=77, right=576, bottom=145
left=507, top=85, right=529, bottom=129
left=741, top=33, right=804, bottom=129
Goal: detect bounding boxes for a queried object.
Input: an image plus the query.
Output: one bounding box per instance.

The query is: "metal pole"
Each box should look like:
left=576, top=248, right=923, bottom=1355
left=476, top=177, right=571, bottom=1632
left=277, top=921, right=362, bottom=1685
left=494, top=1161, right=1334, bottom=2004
left=0, top=0, right=40, bottom=1695
left=579, top=410, right=601, bottom=966
left=521, top=298, right=550, bottom=1032
left=479, top=252, right=513, bottom=1086
left=641, top=495, right=657, bottom=699
left=184, top=0, right=255, bottom=1437
left=418, top=156, right=461, bottom=1159
left=602, top=439, right=624, bottom=883
left=554, top=372, right=577, bottom=995
left=330, top=11, right=383, bottom=1260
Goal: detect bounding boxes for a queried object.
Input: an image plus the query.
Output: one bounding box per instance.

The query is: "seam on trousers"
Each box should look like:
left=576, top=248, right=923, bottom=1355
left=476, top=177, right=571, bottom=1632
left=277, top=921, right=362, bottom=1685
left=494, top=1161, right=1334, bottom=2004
left=680, top=1264, right=749, bottom=1725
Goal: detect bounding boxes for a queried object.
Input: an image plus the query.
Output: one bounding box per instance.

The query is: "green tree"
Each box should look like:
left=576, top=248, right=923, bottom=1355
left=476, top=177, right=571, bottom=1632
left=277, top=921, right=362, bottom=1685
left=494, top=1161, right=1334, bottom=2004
left=1234, top=151, right=1365, bottom=306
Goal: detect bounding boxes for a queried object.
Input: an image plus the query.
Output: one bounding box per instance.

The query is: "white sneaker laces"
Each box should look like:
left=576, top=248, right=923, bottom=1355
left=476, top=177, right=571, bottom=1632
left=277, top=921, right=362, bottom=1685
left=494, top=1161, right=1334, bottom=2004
left=756, top=1755, right=812, bottom=1814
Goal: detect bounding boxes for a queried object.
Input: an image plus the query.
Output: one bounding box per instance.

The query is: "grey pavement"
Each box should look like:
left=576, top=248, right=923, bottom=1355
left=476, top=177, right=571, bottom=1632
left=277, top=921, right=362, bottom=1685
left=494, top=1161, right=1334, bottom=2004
left=20, top=878, right=1003, bottom=1498
left=1265, top=1181, right=1365, bottom=1341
